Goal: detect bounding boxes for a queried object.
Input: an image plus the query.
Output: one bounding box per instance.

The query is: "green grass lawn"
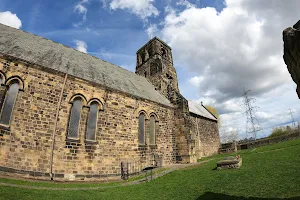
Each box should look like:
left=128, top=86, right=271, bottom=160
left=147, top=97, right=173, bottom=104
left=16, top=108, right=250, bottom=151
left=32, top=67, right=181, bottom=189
left=1, top=139, right=300, bottom=200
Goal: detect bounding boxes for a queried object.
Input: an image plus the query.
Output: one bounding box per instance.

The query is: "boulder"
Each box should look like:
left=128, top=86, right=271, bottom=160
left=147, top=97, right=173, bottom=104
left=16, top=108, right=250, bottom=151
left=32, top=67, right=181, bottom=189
left=283, top=20, right=300, bottom=98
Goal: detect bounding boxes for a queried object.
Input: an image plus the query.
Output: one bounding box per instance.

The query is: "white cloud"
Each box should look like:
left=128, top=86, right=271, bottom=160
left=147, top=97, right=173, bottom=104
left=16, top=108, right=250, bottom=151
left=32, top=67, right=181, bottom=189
left=162, top=1, right=300, bottom=103
left=75, top=4, right=87, bottom=16
left=109, top=0, right=159, bottom=20
left=0, top=11, right=22, bottom=29
left=217, top=83, right=300, bottom=139
left=100, top=0, right=108, bottom=8
left=161, top=0, right=300, bottom=139
left=74, top=0, right=89, bottom=27
left=145, top=24, right=158, bottom=39
left=176, top=0, right=195, bottom=8
left=188, top=76, right=204, bottom=87
left=74, top=40, right=88, bottom=53
left=103, top=0, right=159, bottom=40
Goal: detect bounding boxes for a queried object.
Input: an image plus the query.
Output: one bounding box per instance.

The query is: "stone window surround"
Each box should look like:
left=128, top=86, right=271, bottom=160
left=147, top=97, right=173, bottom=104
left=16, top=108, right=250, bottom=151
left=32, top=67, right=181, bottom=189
left=0, top=75, right=24, bottom=129
left=67, top=94, right=105, bottom=143
left=67, top=94, right=87, bottom=141
left=0, top=71, right=5, bottom=84
left=149, top=112, right=159, bottom=147
left=85, top=98, right=104, bottom=142
left=138, top=111, right=146, bottom=146
left=67, top=97, right=83, bottom=140
left=137, top=110, right=159, bottom=148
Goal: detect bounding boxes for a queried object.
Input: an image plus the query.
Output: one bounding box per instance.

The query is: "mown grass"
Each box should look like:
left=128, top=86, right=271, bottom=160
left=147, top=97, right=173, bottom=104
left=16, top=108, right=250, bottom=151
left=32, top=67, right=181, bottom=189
left=198, top=138, right=300, bottom=162
left=127, top=167, right=168, bottom=182
left=0, top=167, right=169, bottom=188
left=1, top=138, right=300, bottom=200
left=0, top=177, right=121, bottom=188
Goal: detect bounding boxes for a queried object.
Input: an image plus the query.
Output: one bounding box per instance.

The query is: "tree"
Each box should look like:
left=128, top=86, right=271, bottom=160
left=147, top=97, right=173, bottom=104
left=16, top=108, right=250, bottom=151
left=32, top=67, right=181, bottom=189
left=286, top=125, right=292, bottom=132
left=268, top=127, right=288, bottom=138
left=205, top=105, right=230, bottom=143
left=220, top=128, right=239, bottom=143
left=205, top=105, right=219, bottom=120
left=205, top=105, right=221, bottom=128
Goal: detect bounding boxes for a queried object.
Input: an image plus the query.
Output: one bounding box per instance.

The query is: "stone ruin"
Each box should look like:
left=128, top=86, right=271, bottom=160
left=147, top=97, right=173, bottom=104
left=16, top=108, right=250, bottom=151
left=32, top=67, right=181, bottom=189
left=216, top=156, right=242, bottom=169
left=283, top=20, right=300, bottom=98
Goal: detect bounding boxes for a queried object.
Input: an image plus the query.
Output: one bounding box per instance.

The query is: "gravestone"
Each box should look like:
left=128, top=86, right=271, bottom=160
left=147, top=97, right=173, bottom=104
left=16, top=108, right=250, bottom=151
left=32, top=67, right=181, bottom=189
left=216, top=156, right=242, bottom=169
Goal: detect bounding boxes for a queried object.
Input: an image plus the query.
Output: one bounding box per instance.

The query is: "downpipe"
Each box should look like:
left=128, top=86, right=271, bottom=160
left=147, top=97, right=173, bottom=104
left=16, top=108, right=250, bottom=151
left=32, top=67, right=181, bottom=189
left=49, top=73, right=68, bottom=180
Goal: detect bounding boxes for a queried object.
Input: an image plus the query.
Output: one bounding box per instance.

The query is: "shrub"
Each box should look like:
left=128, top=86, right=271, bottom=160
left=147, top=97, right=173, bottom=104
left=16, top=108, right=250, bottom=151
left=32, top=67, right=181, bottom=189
left=268, top=127, right=288, bottom=138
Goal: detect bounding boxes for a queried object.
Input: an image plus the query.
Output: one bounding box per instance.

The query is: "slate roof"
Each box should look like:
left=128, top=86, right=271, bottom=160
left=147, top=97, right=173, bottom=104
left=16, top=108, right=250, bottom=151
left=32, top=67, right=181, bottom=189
left=188, top=100, right=218, bottom=121
left=0, top=24, right=172, bottom=107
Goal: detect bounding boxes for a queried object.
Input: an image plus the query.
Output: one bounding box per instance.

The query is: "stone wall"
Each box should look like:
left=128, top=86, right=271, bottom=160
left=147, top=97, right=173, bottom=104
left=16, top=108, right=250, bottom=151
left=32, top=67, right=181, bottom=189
left=283, top=20, right=300, bottom=98
left=189, top=113, right=220, bottom=161
left=0, top=55, right=177, bottom=180
left=172, top=93, right=192, bottom=163
left=135, top=37, right=179, bottom=101
left=238, top=130, right=300, bottom=150
left=0, top=57, right=63, bottom=178
left=0, top=53, right=220, bottom=181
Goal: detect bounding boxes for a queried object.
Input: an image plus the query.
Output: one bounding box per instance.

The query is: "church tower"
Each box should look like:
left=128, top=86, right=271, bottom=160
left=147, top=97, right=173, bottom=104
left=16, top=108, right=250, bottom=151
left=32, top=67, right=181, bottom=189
left=136, top=37, right=179, bottom=103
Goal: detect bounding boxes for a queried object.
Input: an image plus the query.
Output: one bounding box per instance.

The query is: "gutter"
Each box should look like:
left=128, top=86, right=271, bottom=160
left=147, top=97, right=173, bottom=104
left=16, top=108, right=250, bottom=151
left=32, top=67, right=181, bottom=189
left=49, top=73, right=68, bottom=180
left=201, top=102, right=218, bottom=121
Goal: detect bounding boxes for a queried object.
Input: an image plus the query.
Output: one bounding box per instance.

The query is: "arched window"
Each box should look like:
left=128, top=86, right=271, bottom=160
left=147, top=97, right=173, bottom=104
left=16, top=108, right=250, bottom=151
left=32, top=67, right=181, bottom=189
left=150, top=63, right=159, bottom=76
left=0, top=81, right=20, bottom=125
left=161, top=47, right=166, bottom=58
left=138, top=113, right=145, bottom=145
left=149, top=115, right=156, bottom=145
left=67, top=98, right=82, bottom=138
left=86, top=101, right=99, bottom=141
left=0, top=72, right=5, bottom=84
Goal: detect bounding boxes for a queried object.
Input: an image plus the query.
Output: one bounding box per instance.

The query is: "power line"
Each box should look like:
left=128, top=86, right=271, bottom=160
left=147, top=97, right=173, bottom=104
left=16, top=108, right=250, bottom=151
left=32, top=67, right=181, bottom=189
left=289, top=109, right=296, bottom=128
left=242, top=88, right=261, bottom=140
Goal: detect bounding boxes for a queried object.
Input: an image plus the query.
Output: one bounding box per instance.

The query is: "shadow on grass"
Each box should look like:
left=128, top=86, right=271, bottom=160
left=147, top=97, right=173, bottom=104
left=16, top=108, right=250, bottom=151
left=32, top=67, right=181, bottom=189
left=196, top=192, right=299, bottom=200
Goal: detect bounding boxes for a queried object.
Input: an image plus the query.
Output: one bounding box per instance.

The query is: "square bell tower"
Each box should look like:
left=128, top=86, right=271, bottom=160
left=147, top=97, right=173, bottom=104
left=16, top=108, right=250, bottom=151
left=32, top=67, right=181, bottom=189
left=136, top=37, right=180, bottom=102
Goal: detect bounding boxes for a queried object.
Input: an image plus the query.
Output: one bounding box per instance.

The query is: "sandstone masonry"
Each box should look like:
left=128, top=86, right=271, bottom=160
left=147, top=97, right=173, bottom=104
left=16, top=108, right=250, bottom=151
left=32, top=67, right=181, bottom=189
left=0, top=24, right=220, bottom=181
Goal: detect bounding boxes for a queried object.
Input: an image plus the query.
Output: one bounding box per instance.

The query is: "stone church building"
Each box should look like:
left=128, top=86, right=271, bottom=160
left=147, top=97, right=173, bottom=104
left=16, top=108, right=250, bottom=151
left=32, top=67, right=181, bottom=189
left=0, top=23, right=219, bottom=180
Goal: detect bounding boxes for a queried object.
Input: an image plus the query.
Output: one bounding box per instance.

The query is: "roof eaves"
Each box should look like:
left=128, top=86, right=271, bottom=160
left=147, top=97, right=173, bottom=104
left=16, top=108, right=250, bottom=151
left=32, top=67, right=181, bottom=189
left=202, top=104, right=218, bottom=120
left=189, top=111, right=218, bottom=121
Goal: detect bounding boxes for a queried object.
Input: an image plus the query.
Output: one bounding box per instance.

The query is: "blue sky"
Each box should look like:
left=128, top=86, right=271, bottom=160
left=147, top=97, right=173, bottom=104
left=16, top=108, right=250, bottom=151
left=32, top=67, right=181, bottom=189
left=0, top=0, right=224, bottom=69
left=0, top=0, right=300, bottom=141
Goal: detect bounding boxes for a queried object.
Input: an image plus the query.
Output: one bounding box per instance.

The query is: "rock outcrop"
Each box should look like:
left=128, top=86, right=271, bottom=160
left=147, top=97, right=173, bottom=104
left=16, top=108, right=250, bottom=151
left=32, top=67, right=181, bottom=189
left=283, top=20, right=300, bottom=98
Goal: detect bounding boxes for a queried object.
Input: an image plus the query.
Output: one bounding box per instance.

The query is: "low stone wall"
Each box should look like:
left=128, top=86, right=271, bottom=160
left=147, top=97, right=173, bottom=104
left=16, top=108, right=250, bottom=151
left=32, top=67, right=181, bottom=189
left=219, top=141, right=237, bottom=154
left=237, top=130, right=300, bottom=150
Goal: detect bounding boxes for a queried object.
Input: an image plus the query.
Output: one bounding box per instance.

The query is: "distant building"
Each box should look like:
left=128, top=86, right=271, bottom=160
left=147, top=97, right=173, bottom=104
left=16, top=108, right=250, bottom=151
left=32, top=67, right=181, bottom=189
left=0, top=24, right=219, bottom=181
